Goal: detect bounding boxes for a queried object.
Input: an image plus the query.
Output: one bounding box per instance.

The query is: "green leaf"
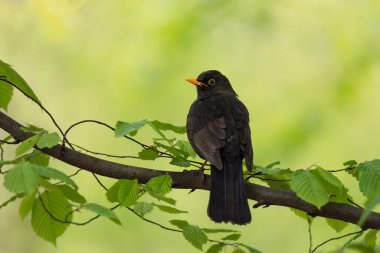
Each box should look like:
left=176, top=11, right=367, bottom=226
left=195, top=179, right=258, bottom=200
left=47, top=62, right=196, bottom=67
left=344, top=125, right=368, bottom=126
left=262, top=168, right=293, bottom=189
left=4, top=162, right=39, bottom=194
left=57, top=185, right=86, bottom=204
left=343, top=160, right=357, bottom=167
left=356, top=160, right=380, bottom=198
left=170, top=157, right=191, bottom=168
left=31, top=190, right=71, bottom=245
left=19, top=191, right=36, bottom=220
left=151, top=195, right=176, bottom=205
left=138, top=148, right=159, bottom=160
left=0, top=59, right=40, bottom=103
left=364, top=229, right=378, bottom=249
left=170, top=219, right=189, bottom=229
left=149, top=120, right=186, bottom=134
left=15, top=135, right=40, bottom=156
left=106, top=179, right=139, bottom=206
left=206, top=244, right=223, bottom=253
left=182, top=224, right=208, bottom=250
left=154, top=141, right=188, bottom=158
left=0, top=81, right=13, bottom=111
left=290, top=208, right=308, bottom=220
left=233, top=249, right=246, bottom=253
left=114, top=120, right=147, bottom=137
left=290, top=170, right=329, bottom=208
left=265, top=161, right=281, bottom=168
left=325, top=218, right=348, bottom=232
left=358, top=192, right=380, bottom=226
left=202, top=228, right=239, bottom=234
left=26, top=150, right=50, bottom=166
left=36, top=132, right=60, bottom=148
left=133, top=202, right=154, bottom=216
left=145, top=175, right=172, bottom=197
left=84, top=203, right=121, bottom=225
left=312, top=167, right=344, bottom=192
left=176, top=140, right=197, bottom=158
left=153, top=203, right=188, bottom=214
left=239, top=244, right=262, bottom=253
left=34, top=165, right=77, bottom=189
left=222, top=233, right=241, bottom=241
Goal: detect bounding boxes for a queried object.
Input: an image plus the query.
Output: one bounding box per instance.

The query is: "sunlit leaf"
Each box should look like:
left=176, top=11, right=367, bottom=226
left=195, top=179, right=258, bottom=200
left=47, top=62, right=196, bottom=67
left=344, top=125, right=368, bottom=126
left=206, top=243, right=223, bottom=253
left=36, top=132, right=60, bottom=148
left=114, top=120, right=147, bottom=137
left=222, top=233, right=241, bottom=241
left=15, top=135, right=40, bottom=156
left=19, top=191, right=36, bottom=220
left=0, top=59, right=40, bottom=103
left=170, top=219, right=189, bottom=229
left=325, top=218, right=348, bottom=232
left=145, top=175, right=172, bottom=197
left=0, top=81, right=13, bottom=111
left=176, top=140, right=197, bottom=158
left=182, top=224, right=208, bottom=250
left=290, top=170, right=329, bottom=208
left=31, top=190, right=71, bottom=245
left=4, top=162, right=39, bottom=195
left=34, top=165, right=77, bottom=189
left=364, top=229, right=377, bottom=249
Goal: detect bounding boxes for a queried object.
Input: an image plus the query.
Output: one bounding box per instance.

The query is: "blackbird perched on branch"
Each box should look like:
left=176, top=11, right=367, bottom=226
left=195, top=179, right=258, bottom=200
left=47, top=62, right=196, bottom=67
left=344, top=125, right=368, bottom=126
left=186, top=70, right=253, bottom=225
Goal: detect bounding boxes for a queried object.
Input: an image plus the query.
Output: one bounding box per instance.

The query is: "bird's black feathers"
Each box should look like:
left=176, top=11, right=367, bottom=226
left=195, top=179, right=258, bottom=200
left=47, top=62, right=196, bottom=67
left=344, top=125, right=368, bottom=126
left=186, top=70, right=253, bottom=225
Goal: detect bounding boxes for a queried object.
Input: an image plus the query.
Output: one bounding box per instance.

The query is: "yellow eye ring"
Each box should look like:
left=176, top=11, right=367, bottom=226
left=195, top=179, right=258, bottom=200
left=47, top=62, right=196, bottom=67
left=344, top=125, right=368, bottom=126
left=208, top=79, right=215, bottom=85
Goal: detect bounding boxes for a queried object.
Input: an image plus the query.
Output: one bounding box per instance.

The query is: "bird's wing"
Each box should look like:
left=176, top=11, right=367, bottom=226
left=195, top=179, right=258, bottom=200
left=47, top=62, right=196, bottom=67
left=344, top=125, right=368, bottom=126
left=232, top=99, right=254, bottom=171
left=187, top=117, right=226, bottom=170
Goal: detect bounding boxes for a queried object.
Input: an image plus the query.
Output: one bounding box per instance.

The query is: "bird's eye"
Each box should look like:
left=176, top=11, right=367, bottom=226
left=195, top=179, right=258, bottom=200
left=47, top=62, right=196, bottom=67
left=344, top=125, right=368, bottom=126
left=208, top=79, right=215, bottom=85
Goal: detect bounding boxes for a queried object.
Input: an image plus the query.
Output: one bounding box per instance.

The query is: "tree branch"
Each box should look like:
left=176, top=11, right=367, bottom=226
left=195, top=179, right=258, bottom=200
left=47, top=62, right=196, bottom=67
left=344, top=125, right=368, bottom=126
left=1, top=110, right=380, bottom=230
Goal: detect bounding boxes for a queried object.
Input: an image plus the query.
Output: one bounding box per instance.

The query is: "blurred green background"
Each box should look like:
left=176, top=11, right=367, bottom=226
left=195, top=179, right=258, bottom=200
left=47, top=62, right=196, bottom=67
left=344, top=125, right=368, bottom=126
left=1, top=0, right=380, bottom=252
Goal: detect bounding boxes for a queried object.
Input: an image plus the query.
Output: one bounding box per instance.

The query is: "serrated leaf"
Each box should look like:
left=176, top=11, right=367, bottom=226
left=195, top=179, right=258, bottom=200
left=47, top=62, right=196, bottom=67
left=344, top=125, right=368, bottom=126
left=153, top=203, right=188, bottom=214
left=31, top=190, right=71, bottom=245
left=151, top=195, right=176, bottom=205
left=0, top=81, right=13, bottom=111
left=15, top=135, right=40, bottom=156
left=0, top=59, right=40, bottom=103
left=263, top=168, right=293, bottom=189
left=290, top=170, right=329, bottom=208
left=106, top=179, right=139, bottom=207
left=57, top=185, right=86, bottom=204
left=325, top=218, right=348, bottom=232
left=138, top=148, right=158, bottom=160
left=149, top=120, right=186, bottom=134
left=134, top=202, right=154, bottom=216
left=364, top=230, right=377, bottom=249
left=34, top=165, right=77, bottom=189
left=206, top=244, right=223, bottom=253
left=290, top=208, right=308, bottom=220
left=4, top=162, right=39, bottom=194
left=313, top=167, right=344, bottom=191
left=114, top=120, right=147, bottom=137
left=182, top=224, right=208, bottom=250
left=36, top=132, right=60, bottom=148
left=176, top=140, right=197, bottom=158
left=356, top=160, right=380, bottom=198
left=222, top=233, right=241, bottom=241
left=145, top=175, right=172, bottom=197
left=118, top=179, right=139, bottom=206
left=202, top=228, right=239, bottom=234
left=170, top=219, right=189, bottom=229
left=84, top=203, right=121, bottom=225
left=19, top=191, right=36, bottom=220
left=170, top=157, right=191, bottom=167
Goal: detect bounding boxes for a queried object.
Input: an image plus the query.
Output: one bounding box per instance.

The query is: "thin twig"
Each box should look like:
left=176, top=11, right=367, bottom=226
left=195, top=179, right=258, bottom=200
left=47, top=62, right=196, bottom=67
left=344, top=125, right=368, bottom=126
left=328, top=167, right=352, bottom=173
left=0, top=78, right=74, bottom=149
left=308, top=217, right=313, bottom=253
left=0, top=193, right=23, bottom=209
left=347, top=198, right=363, bottom=209
left=310, top=230, right=363, bottom=253
left=92, top=173, right=108, bottom=191
left=71, top=143, right=140, bottom=159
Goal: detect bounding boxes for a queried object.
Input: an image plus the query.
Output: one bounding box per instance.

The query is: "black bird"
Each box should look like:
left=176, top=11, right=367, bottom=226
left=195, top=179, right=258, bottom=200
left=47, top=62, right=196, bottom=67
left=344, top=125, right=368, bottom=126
left=186, top=70, right=253, bottom=225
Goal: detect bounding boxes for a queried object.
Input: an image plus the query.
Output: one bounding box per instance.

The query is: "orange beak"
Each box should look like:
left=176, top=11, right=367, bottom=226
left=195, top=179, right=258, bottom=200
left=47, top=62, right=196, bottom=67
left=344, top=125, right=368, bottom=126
left=186, top=77, right=205, bottom=87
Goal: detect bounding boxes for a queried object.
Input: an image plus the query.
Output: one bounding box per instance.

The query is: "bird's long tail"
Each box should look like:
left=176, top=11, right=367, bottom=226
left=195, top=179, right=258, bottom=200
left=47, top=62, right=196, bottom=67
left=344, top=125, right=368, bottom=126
left=207, top=158, right=251, bottom=225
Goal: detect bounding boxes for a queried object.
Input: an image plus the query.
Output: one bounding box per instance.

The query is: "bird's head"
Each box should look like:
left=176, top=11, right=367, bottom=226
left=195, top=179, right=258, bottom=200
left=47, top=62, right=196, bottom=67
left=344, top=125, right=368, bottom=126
left=186, top=70, right=237, bottom=97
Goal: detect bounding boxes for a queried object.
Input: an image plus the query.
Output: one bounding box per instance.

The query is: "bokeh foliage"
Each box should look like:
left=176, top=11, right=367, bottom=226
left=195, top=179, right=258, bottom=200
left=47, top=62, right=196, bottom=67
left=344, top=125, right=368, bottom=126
left=1, top=0, right=380, bottom=252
